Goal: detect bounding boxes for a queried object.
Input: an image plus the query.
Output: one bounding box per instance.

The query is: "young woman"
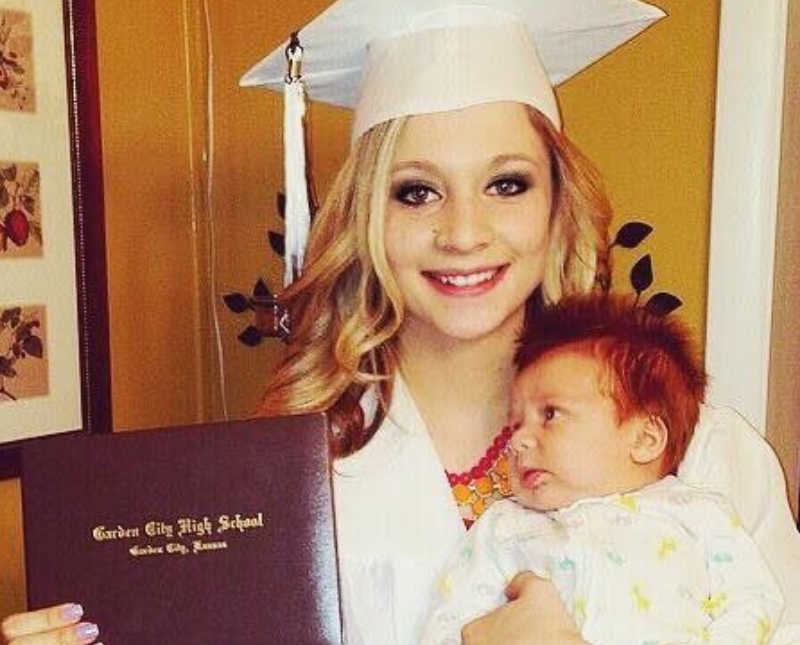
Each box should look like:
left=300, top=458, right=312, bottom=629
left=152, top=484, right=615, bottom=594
left=260, top=100, right=610, bottom=644
left=4, top=2, right=799, bottom=644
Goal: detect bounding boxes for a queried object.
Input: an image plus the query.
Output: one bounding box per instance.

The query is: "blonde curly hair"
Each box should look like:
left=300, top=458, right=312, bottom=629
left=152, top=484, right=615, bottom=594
left=258, top=106, right=612, bottom=456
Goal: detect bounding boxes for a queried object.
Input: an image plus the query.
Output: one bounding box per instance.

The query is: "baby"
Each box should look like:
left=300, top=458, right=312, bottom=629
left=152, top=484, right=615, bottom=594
left=422, top=294, right=783, bottom=645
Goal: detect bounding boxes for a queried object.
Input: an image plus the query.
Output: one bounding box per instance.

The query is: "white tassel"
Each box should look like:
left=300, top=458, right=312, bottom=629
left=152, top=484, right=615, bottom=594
left=282, top=67, right=310, bottom=287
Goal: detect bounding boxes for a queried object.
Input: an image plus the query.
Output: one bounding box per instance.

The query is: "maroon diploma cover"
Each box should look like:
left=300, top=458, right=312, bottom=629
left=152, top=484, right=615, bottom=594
left=21, top=415, right=342, bottom=645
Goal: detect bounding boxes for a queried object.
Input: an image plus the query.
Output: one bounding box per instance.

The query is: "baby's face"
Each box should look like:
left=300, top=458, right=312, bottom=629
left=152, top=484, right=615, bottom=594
left=508, top=349, right=644, bottom=511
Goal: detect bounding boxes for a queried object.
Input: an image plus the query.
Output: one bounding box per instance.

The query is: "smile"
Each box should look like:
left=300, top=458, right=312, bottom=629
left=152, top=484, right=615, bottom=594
left=436, top=269, right=496, bottom=286
left=423, top=266, right=507, bottom=294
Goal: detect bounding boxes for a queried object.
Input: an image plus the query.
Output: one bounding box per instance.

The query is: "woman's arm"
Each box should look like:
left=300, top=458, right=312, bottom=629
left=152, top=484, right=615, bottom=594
left=461, top=572, right=589, bottom=645
left=1, top=604, right=101, bottom=645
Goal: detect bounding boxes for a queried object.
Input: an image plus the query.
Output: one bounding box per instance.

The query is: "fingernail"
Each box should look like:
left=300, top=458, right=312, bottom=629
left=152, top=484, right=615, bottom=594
left=74, top=622, right=99, bottom=642
left=59, top=603, right=84, bottom=621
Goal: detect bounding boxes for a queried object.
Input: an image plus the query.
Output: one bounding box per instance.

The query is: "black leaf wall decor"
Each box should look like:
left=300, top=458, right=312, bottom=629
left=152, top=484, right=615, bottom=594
left=609, top=221, right=682, bottom=317
left=612, top=222, right=653, bottom=248
left=222, top=278, right=289, bottom=346
left=223, top=189, right=303, bottom=348
left=630, top=254, right=654, bottom=296
left=644, top=292, right=683, bottom=317
left=268, top=231, right=285, bottom=257
left=238, top=326, right=263, bottom=347
left=276, top=191, right=286, bottom=219
left=223, top=293, right=250, bottom=314
left=253, top=278, right=271, bottom=300
left=268, top=191, right=287, bottom=257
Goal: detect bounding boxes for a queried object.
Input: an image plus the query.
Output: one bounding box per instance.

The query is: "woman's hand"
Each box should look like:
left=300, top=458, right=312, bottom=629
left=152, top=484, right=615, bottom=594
left=461, top=571, right=588, bottom=645
left=1, top=604, right=101, bottom=645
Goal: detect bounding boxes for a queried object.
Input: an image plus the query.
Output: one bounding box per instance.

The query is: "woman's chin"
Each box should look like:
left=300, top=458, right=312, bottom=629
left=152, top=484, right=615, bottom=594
left=403, top=304, right=526, bottom=345
left=427, top=316, right=520, bottom=343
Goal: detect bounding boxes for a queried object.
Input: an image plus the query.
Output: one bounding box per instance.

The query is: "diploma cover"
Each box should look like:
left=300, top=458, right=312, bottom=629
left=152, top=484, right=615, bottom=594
left=21, top=415, right=342, bottom=645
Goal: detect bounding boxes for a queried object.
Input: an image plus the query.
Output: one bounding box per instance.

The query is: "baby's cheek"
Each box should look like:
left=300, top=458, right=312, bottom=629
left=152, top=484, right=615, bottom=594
left=508, top=462, right=524, bottom=497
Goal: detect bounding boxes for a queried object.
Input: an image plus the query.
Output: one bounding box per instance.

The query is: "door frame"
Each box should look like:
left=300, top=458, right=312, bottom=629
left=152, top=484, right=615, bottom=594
left=705, top=0, right=789, bottom=434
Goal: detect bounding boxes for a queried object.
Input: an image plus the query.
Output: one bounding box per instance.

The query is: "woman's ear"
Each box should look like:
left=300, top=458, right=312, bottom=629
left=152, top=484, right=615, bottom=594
left=629, top=415, right=668, bottom=465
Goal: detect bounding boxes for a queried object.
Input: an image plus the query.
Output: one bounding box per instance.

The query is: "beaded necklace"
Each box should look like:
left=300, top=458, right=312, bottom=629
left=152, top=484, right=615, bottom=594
left=445, top=426, right=513, bottom=528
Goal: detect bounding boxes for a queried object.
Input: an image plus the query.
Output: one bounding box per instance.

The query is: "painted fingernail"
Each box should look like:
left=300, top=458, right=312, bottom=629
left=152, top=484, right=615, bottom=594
left=59, top=603, right=84, bottom=621
left=74, top=622, right=99, bottom=642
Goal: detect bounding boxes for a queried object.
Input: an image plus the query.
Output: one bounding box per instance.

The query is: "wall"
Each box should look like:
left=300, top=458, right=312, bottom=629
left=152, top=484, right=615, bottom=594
left=561, top=1, right=719, bottom=344
left=0, top=478, right=23, bottom=625
left=98, top=0, right=218, bottom=431
left=0, top=0, right=721, bottom=621
left=768, top=0, right=800, bottom=519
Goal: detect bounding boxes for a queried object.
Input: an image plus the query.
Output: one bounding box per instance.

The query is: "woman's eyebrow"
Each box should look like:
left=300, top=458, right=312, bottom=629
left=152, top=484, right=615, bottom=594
left=390, top=159, right=438, bottom=174
left=489, top=153, right=544, bottom=169
left=392, top=154, right=544, bottom=174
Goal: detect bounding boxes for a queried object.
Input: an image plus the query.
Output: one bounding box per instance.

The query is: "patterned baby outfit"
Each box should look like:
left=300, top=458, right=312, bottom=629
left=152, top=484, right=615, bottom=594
left=421, top=476, right=783, bottom=645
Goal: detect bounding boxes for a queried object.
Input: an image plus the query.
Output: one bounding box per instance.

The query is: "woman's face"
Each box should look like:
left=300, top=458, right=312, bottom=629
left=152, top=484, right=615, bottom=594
left=384, top=102, right=553, bottom=344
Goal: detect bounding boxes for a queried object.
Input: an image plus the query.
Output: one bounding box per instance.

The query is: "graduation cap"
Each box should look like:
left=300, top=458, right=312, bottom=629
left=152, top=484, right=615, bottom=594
left=241, top=0, right=665, bottom=285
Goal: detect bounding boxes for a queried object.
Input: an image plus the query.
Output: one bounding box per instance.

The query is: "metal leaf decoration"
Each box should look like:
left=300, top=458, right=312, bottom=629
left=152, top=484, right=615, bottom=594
left=645, top=292, right=683, bottom=317
left=253, top=279, right=272, bottom=300
left=223, top=293, right=250, bottom=314
left=267, top=191, right=287, bottom=260
left=268, top=231, right=285, bottom=258
left=630, top=254, right=653, bottom=295
left=224, top=279, right=289, bottom=346
left=608, top=221, right=683, bottom=317
left=238, top=325, right=263, bottom=347
left=276, top=191, right=286, bottom=219
left=612, top=222, right=653, bottom=248
left=238, top=325, right=264, bottom=347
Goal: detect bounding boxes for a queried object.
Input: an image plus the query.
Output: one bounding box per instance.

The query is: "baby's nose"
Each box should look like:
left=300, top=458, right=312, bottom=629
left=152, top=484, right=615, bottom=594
left=510, top=425, right=537, bottom=453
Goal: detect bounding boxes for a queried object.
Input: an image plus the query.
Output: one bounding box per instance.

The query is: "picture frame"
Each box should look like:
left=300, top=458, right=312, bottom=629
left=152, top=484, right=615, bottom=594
left=0, top=0, right=110, bottom=477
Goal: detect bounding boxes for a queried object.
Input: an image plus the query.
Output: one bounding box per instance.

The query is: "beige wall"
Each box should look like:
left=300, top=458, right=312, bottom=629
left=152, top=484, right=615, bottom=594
left=0, top=0, right=722, bottom=620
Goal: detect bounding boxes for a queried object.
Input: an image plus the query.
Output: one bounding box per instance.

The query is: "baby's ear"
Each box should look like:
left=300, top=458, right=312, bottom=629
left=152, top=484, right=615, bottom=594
left=629, top=415, right=668, bottom=465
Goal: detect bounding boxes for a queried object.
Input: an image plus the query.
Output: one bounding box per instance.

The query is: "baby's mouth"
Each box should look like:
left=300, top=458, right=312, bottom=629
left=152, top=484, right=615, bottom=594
left=519, top=468, right=548, bottom=489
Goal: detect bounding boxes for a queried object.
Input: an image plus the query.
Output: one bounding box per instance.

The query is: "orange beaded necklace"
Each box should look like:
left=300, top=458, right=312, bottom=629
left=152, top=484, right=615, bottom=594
left=445, top=426, right=514, bottom=528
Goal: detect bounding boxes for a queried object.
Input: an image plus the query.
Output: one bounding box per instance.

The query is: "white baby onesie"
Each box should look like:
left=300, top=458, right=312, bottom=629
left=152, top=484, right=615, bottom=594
left=421, top=476, right=783, bottom=645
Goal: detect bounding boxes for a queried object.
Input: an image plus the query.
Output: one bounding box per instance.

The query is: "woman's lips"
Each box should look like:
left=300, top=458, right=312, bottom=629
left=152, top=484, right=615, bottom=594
left=422, top=265, right=508, bottom=296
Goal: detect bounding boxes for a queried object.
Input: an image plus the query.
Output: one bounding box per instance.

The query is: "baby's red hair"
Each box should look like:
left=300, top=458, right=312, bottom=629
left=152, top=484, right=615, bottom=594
left=516, top=294, right=707, bottom=475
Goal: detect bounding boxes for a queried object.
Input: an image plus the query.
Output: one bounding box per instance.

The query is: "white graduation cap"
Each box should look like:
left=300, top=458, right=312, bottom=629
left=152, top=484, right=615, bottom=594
left=241, top=0, right=665, bottom=284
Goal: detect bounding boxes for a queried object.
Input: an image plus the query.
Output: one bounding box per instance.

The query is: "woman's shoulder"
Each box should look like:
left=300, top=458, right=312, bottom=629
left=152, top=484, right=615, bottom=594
left=333, top=375, right=429, bottom=475
left=681, top=403, right=777, bottom=485
left=679, top=402, right=787, bottom=533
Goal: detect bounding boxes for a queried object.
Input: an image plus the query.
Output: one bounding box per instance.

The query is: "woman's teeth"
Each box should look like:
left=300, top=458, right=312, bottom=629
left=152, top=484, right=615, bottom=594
left=436, top=269, right=497, bottom=287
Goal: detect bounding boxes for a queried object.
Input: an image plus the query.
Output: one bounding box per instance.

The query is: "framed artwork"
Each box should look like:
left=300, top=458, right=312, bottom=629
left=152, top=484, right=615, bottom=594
left=0, top=0, right=110, bottom=477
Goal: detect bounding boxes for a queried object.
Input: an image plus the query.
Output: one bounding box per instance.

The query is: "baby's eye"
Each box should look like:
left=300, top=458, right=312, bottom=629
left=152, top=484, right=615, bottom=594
left=486, top=175, right=530, bottom=197
left=393, top=182, right=441, bottom=206
left=542, top=405, right=558, bottom=423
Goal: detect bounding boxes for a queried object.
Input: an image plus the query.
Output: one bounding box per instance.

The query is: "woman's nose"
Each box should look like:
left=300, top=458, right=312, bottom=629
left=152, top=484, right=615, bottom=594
left=433, top=193, right=493, bottom=253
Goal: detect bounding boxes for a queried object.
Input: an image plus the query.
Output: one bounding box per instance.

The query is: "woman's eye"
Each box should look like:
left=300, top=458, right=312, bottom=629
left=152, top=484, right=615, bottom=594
left=487, top=175, right=529, bottom=197
left=394, top=183, right=440, bottom=206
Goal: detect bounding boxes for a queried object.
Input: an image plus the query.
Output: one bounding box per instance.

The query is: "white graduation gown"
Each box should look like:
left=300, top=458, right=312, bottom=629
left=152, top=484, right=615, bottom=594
left=332, top=378, right=800, bottom=645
